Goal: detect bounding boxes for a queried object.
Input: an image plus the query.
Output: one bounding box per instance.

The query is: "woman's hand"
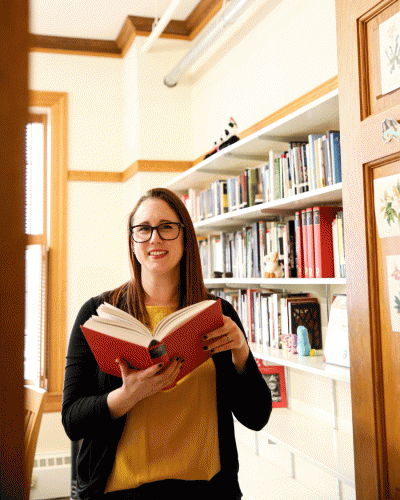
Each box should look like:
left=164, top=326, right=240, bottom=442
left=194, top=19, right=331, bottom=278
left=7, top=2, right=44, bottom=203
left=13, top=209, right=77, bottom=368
left=107, top=357, right=183, bottom=418
left=201, top=315, right=250, bottom=373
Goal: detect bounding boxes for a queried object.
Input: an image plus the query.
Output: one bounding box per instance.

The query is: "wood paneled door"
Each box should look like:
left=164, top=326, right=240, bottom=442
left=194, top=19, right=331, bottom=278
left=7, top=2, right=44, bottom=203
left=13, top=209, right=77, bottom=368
left=336, top=0, right=400, bottom=498
left=0, top=0, right=29, bottom=498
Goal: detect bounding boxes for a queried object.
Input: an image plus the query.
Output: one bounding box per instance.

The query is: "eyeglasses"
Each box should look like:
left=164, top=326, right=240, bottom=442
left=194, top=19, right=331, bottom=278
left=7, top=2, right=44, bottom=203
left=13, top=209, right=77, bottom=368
left=129, top=222, right=185, bottom=243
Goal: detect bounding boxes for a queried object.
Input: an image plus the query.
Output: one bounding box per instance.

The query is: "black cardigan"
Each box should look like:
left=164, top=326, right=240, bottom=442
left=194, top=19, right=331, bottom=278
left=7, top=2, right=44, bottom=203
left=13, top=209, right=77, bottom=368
left=62, top=294, right=272, bottom=499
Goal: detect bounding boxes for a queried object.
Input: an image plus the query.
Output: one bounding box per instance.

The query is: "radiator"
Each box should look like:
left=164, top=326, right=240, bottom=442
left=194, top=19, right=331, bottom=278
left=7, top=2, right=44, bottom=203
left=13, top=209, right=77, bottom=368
left=30, top=452, right=71, bottom=500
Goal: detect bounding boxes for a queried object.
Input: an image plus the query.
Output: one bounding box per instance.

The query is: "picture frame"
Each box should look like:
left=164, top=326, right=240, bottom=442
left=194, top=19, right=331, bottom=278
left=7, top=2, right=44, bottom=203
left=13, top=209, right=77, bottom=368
left=255, top=359, right=287, bottom=408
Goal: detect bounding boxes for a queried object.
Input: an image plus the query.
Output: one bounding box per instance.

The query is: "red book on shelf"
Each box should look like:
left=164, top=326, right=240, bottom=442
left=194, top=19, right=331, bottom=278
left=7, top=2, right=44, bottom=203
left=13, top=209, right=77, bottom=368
left=306, top=207, right=315, bottom=278
left=313, top=206, right=343, bottom=278
left=81, top=299, right=223, bottom=390
left=301, top=209, right=309, bottom=278
left=246, top=289, right=257, bottom=342
left=295, top=211, right=304, bottom=278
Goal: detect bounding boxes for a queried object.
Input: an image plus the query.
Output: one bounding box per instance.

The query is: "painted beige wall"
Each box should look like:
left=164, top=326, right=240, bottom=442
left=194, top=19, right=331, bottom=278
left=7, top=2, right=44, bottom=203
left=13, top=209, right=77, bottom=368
left=29, top=52, right=125, bottom=173
left=30, top=0, right=341, bottom=468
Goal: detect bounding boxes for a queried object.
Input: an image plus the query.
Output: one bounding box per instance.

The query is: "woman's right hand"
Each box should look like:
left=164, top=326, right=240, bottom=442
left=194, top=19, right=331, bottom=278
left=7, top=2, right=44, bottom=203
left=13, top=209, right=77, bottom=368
left=107, top=357, right=183, bottom=418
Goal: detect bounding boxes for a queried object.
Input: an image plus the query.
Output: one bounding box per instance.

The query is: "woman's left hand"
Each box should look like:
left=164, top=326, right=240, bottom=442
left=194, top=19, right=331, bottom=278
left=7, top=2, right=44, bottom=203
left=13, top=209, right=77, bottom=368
left=201, top=315, right=250, bottom=372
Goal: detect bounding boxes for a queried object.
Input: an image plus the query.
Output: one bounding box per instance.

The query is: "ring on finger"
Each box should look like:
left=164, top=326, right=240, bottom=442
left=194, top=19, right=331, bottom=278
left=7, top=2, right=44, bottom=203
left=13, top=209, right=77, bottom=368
left=226, top=335, right=231, bottom=343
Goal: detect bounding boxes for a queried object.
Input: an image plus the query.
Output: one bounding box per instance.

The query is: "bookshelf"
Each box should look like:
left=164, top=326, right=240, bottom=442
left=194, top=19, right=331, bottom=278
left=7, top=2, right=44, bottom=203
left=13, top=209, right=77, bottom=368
left=165, top=87, right=354, bottom=499
left=249, top=344, right=350, bottom=383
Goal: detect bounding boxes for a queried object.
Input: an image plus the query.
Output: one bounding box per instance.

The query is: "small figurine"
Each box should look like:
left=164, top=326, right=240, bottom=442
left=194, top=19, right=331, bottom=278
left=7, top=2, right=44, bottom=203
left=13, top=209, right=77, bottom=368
left=264, top=251, right=284, bottom=278
left=288, top=333, right=298, bottom=354
left=296, top=326, right=315, bottom=356
left=280, top=333, right=289, bottom=352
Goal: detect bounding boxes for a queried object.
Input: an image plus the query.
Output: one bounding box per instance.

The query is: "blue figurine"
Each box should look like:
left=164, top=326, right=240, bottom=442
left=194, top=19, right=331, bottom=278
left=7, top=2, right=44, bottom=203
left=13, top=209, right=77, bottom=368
left=296, top=326, right=315, bottom=356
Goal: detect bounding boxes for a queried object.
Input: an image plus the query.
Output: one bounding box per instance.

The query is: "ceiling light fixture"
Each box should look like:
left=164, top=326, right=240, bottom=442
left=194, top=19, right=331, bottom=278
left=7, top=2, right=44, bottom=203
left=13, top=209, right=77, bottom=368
left=142, top=0, right=182, bottom=53
left=164, top=0, right=256, bottom=87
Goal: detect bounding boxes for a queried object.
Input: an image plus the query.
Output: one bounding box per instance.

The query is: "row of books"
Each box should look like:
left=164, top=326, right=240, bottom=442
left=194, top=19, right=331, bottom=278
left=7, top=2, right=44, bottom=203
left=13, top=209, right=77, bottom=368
left=209, top=288, right=322, bottom=351
left=182, top=131, right=342, bottom=222
left=297, top=206, right=345, bottom=279
left=198, top=206, right=345, bottom=280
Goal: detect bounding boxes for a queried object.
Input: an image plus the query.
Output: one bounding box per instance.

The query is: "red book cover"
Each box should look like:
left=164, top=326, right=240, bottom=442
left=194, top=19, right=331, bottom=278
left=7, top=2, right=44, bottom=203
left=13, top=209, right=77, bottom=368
left=313, top=206, right=343, bottom=278
left=306, top=207, right=315, bottom=278
left=295, top=211, right=303, bottom=278
left=246, top=289, right=256, bottom=342
left=301, top=209, right=309, bottom=278
left=81, top=299, right=223, bottom=389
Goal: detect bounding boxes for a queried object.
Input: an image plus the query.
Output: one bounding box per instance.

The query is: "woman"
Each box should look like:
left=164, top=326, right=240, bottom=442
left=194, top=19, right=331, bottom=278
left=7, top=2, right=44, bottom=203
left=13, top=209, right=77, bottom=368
left=62, top=187, right=272, bottom=500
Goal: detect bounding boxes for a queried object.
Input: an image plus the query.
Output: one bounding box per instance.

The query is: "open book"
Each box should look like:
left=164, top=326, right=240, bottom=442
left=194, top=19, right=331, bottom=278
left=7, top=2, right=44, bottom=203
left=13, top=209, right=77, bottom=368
left=81, top=299, right=223, bottom=387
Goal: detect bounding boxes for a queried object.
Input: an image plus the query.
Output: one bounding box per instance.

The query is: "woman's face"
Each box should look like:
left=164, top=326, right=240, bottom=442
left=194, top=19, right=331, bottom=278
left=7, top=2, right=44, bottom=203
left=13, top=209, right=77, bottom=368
left=131, top=198, right=184, bottom=280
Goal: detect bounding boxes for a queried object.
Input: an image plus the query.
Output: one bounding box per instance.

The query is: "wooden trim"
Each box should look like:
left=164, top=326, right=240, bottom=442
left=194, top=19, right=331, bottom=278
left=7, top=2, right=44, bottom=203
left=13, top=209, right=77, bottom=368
left=240, top=76, right=339, bottom=140
left=29, top=34, right=122, bottom=57
left=186, top=0, right=223, bottom=40
left=44, top=392, right=62, bottom=413
left=116, top=17, right=137, bottom=57
left=29, top=91, right=68, bottom=413
left=29, top=0, right=222, bottom=57
left=69, top=160, right=193, bottom=183
left=127, top=16, right=190, bottom=38
left=136, top=160, right=193, bottom=172
left=68, top=170, right=123, bottom=182
left=26, top=235, right=45, bottom=245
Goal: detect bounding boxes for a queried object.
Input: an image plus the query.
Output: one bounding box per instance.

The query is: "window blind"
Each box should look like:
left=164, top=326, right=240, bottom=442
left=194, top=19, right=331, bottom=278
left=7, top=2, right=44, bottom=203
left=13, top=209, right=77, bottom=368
left=24, top=117, right=48, bottom=387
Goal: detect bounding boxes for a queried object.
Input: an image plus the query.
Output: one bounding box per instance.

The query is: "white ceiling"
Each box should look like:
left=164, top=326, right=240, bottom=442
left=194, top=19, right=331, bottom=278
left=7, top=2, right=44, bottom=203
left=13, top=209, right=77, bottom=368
left=29, top=0, right=201, bottom=40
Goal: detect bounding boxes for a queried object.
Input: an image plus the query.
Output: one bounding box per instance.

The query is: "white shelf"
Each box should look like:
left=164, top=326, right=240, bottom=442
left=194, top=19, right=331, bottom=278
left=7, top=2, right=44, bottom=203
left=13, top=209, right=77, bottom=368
left=249, top=343, right=350, bottom=383
left=164, top=86, right=352, bottom=493
left=165, top=89, right=339, bottom=193
left=261, top=408, right=355, bottom=486
left=194, top=184, right=342, bottom=234
left=205, top=277, right=346, bottom=287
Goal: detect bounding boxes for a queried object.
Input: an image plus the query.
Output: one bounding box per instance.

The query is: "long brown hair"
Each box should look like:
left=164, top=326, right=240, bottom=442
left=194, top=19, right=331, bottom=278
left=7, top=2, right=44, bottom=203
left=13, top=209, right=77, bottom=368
left=107, top=187, right=211, bottom=326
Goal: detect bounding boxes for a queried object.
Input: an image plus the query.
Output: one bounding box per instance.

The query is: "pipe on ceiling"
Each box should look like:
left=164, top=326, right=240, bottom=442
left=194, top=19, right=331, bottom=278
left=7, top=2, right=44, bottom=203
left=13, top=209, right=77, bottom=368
left=164, top=0, right=256, bottom=87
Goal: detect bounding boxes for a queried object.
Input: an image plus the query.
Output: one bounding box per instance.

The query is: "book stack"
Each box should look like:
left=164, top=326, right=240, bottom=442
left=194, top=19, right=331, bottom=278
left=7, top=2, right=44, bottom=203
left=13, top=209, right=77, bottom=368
left=198, top=208, right=345, bottom=280
left=182, top=132, right=342, bottom=223
left=295, top=206, right=345, bottom=279
left=209, top=289, right=321, bottom=351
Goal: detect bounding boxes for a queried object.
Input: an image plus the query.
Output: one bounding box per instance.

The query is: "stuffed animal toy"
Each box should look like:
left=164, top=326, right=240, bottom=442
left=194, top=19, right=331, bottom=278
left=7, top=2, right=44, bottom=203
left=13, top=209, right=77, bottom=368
left=204, top=117, right=240, bottom=159
left=264, top=251, right=284, bottom=278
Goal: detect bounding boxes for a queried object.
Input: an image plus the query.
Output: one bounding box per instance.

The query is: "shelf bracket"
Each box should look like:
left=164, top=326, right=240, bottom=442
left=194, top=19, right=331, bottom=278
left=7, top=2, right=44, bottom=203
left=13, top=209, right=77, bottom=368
left=254, top=431, right=259, bottom=456
left=290, top=451, right=295, bottom=479
left=336, top=478, right=343, bottom=500
left=331, top=379, right=338, bottom=430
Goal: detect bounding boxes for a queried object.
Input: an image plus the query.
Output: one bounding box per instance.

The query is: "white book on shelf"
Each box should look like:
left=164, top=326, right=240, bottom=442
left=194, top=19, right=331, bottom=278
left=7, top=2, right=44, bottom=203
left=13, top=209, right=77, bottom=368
left=269, top=150, right=281, bottom=201
left=324, top=295, right=350, bottom=368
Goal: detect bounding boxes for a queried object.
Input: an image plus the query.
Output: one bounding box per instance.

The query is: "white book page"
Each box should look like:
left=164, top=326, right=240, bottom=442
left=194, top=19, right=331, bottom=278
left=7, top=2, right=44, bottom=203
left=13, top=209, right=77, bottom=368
left=83, top=317, right=151, bottom=347
left=153, top=300, right=216, bottom=340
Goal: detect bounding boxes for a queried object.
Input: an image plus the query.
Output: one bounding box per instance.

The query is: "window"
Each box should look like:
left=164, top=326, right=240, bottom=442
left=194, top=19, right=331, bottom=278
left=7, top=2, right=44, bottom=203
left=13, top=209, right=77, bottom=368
left=27, top=91, right=68, bottom=412
left=25, top=114, right=48, bottom=387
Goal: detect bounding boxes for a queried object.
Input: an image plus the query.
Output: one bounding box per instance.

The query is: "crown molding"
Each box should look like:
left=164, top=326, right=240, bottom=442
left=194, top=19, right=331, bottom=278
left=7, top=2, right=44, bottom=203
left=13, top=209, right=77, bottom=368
left=30, top=0, right=222, bottom=57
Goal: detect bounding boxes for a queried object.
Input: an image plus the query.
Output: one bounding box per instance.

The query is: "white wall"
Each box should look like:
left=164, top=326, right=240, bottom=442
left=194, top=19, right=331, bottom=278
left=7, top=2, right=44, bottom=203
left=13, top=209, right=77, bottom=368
left=135, top=36, right=193, bottom=160
left=29, top=0, right=340, bottom=478
left=190, top=0, right=338, bottom=158
left=29, top=52, right=126, bottom=172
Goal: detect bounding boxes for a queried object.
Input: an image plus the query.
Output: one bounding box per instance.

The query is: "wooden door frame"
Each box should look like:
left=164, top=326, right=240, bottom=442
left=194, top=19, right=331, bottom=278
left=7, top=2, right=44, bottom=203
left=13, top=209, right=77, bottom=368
left=336, top=0, right=400, bottom=498
left=0, top=0, right=29, bottom=498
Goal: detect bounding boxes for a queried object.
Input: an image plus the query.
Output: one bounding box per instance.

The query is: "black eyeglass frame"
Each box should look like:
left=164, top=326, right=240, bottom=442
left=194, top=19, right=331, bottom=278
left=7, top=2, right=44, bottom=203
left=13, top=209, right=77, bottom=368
left=129, top=222, right=185, bottom=243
